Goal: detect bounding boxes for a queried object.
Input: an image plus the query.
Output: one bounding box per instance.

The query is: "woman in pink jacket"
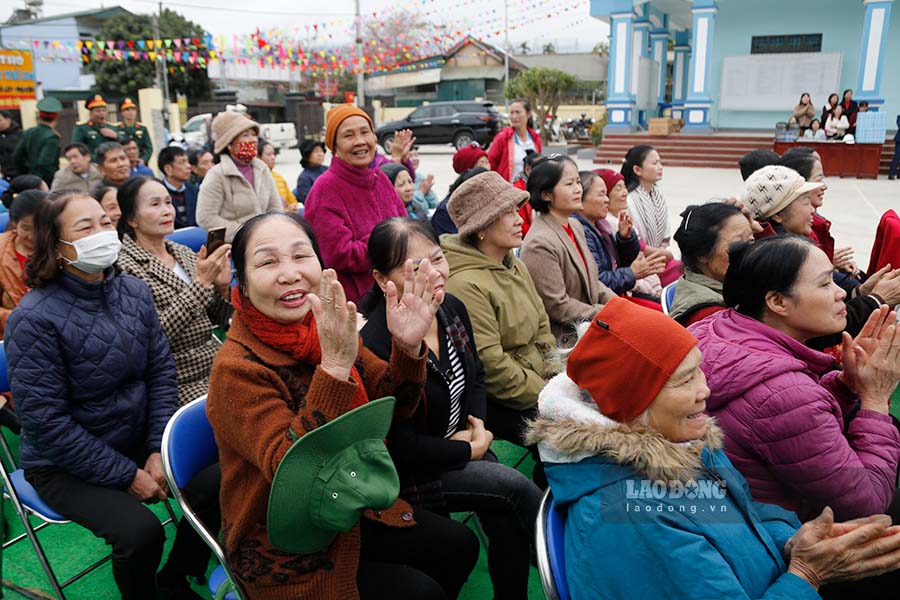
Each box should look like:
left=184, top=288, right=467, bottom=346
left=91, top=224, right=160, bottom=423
left=487, top=98, right=542, bottom=184
left=691, top=235, right=900, bottom=522
left=304, top=104, right=408, bottom=302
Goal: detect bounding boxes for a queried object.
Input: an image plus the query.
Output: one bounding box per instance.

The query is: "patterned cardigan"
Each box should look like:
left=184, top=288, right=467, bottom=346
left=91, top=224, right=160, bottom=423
left=116, top=235, right=232, bottom=405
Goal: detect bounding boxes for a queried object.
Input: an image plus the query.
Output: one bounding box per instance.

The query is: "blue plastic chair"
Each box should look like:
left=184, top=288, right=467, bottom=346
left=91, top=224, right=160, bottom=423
left=0, top=341, right=177, bottom=599
left=165, top=226, right=208, bottom=253
left=162, top=396, right=243, bottom=600
left=661, top=281, right=678, bottom=316
left=0, top=212, right=9, bottom=233
left=536, top=490, right=570, bottom=600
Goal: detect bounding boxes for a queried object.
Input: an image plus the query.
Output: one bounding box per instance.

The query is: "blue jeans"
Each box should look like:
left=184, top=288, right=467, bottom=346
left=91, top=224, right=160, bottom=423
left=439, top=455, right=543, bottom=600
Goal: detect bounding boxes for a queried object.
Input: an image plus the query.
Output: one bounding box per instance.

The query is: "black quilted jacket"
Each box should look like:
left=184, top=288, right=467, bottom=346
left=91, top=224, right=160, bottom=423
left=5, top=267, right=178, bottom=489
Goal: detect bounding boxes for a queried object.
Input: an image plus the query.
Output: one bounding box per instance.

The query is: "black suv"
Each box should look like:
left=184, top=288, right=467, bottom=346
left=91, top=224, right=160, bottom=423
left=376, top=101, right=500, bottom=151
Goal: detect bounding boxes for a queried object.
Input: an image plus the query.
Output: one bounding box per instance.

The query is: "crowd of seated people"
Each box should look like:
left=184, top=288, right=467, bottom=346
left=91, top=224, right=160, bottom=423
left=6, top=99, right=900, bottom=600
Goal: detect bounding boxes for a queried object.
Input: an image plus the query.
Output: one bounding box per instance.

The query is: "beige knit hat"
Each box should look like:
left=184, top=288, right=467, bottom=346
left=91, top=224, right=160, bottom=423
left=213, top=111, right=260, bottom=154
left=447, top=171, right=529, bottom=237
left=740, top=165, right=825, bottom=220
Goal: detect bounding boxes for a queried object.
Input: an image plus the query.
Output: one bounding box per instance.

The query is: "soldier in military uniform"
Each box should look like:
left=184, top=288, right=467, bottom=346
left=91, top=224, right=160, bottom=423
left=71, top=95, right=122, bottom=158
left=116, top=97, right=152, bottom=165
left=13, top=97, right=63, bottom=186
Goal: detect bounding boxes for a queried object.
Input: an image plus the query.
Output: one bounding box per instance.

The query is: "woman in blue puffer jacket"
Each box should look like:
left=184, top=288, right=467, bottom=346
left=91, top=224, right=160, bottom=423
left=5, top=190, right=209, bottom=600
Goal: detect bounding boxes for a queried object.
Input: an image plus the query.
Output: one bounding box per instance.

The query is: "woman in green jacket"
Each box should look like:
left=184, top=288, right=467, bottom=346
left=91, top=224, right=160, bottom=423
left=442, top=171, right=559, bottom=487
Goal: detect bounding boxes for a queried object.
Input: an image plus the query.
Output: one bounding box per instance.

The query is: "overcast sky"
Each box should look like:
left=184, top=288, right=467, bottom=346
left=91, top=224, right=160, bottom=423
left=1, top=0, right=609, bottom=53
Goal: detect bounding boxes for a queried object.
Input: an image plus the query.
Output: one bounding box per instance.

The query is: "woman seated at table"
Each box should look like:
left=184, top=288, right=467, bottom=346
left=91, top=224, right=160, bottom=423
left=206, top=211, right=478, bottom=600
left=360, top=217, right=542, bottom=600
left=7, top=191, right=211, bottom=599
left=691, top=236, right=900, bottom=523
left=802, top=119, right=826, bottom=141
left=528, top=297, right=900, bottom=600
left=825, top=105, right=850, bottom=139
left=115, top=176, right=233, bottom=405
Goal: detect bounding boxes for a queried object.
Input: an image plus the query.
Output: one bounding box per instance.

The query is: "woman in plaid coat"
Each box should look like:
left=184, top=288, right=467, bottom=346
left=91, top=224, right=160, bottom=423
left=115, top=176, right=232, bottom=405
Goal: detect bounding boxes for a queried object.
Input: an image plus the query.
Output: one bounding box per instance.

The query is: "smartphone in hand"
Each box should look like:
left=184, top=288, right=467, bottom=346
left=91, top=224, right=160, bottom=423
left=205, top=227, right=227, bottom=255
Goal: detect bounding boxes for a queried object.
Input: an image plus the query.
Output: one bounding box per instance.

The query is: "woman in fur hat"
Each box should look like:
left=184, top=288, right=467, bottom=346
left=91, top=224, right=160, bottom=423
left=528, top=297, right=900, bottom=600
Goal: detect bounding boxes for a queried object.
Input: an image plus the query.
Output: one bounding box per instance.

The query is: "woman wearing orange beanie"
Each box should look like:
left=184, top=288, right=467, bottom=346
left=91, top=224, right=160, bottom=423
left=305, top=105, right=409, bottom=303
left=527, top=298, right=900, bottom=600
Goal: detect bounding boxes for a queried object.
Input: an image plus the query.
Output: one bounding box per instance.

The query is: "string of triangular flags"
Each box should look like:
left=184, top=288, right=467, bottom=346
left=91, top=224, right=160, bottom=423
left=0, top=0, right=587, bottom=76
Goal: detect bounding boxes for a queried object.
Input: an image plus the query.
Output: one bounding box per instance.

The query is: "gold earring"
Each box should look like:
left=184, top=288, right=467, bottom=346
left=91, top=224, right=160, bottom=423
left=478, top=234, right=485, bottom=241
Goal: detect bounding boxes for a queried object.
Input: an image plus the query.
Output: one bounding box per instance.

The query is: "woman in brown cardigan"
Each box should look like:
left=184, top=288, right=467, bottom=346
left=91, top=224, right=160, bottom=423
left=520, top=155, right=614, bottom=345
left=206, top=212, right=477, bottom=600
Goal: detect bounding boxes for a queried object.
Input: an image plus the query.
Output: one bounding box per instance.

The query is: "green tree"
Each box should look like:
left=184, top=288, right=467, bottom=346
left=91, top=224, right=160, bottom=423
left=518, top=41, right=530, bottom=55
left=86, top=8, right=211, bottom=101
left=593, top=41, right=609, bottom=55
left=541, top=43, right=556, bottom=55
left=505, top=67, right=577, bottom=143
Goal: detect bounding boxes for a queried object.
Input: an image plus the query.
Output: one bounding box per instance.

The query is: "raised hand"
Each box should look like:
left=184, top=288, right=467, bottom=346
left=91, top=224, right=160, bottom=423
left=309, top=269, right=359, bottom=381
left=618, top=210, right=634, bottom=238
left=390, top=129, right=416, bottom=162
left=419, top=173, right=435, bottom=194
left=195, top=243, right=232, bottom=292
left=833, top=247, right=855, bottom=273
left=840, top=307, right=900, bottom=413
left=386, top=259, right=443, bottom=355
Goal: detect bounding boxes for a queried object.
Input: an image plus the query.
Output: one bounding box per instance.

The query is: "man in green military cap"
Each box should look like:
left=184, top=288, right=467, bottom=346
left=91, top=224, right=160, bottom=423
left=116, top=97, right=152, bottom=165
left=13, top=97, right=63, bottom=186
left=71, top=94, right=122, bottom=156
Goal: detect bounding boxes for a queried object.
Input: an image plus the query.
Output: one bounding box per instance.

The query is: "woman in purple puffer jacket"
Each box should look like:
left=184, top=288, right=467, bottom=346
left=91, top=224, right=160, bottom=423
left=691, top=236, right=900, bottom=522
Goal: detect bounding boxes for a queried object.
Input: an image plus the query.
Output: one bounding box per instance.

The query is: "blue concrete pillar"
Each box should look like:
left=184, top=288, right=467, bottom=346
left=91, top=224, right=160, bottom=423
left=683, top=0, right=717, bottom=133
left=856, top=0, right=894, bottom=110
left=605, top=9, right=637, bottom=132
left=672, top=30, right=691, bottom=120
left=633, top=16, right=651, bottom=127
left=650, top=28, right=669, bottom=114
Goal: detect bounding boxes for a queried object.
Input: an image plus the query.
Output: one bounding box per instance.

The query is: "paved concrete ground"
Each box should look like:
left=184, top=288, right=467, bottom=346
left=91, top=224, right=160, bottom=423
left=274, top=144, right=899, bottom=267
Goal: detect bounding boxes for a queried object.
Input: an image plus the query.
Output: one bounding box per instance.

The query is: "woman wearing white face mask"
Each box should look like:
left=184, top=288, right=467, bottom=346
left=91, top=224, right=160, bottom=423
left=4, top=191, right=205, bottom=599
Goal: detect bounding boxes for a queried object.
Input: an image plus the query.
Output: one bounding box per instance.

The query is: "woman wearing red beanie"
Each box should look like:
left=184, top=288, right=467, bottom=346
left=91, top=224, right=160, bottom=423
left=528, top=297, right=900, bottom=600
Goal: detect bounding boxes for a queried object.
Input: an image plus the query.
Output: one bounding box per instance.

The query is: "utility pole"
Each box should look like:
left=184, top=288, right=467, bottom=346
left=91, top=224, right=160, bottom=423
left=503, top=0, right=509, bottom=88
left=355, top=0, right=365, bottom=107
left=154, top=2, right=170, bottom=120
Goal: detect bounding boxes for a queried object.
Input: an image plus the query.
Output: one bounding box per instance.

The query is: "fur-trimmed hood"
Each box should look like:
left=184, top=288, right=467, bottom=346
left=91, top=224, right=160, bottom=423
left=525, top=372, right=723, bottom=484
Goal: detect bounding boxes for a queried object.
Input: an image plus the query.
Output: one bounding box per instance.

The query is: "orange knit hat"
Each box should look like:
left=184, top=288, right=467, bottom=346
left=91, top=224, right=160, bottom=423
left=566, top=298, right=698, bottom=423
left=324, top=104, right=374, bottom=152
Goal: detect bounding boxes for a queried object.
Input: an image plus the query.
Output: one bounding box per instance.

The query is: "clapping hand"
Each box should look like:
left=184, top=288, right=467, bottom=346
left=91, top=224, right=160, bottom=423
left=385, top=259, right=443, bottom=356
left=390, top=129, right=416, bottom=163
left=618, top=210, right=634, bottom=238
left=786, top=507, right=900, bottom=590
left=839, top=305, right=900, bottom=414
left=419, top=173, right=435, bottom=195
left=833, top=247, right=856, bottom=274
left=310, top=270, right=359, bottom=382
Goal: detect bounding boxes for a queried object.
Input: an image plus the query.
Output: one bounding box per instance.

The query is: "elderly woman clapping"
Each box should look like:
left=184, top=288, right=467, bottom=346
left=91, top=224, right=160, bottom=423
left=528, top=297, right=900, bottom=599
